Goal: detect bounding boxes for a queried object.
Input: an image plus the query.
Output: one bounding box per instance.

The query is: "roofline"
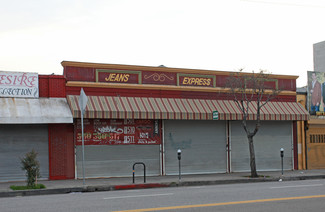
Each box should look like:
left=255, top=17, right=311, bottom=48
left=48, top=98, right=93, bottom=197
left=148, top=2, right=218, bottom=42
left=61, top=61, right=299, bottom=80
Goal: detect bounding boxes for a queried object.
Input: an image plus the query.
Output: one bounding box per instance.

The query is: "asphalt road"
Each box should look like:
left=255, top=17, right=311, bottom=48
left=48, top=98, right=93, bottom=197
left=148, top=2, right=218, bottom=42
left=1, top=179, right=325, bottom=212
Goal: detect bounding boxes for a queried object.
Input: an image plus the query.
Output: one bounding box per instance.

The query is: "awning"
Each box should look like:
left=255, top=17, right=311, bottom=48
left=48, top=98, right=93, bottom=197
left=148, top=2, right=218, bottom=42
left=67, top=95, right=309, bottom=121
left=0, top=98, right=73, bottom=124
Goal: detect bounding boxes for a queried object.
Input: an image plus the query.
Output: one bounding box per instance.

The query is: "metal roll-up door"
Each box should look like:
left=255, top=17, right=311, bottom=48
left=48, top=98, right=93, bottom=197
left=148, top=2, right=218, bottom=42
left=164, top=120, right=227, bottom=175
left=231, top=121, right=292, bottom=172
left=0, top=124, right=49, bottom=182
left=76, top=145, right=160, bottom=178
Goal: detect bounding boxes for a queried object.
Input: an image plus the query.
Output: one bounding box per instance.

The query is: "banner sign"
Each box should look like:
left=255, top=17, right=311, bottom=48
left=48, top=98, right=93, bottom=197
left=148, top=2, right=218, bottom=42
left=307, top=71, right=325, bottom=115
left=0, top=71, right=39, bottom=98
left=96, top=70, right=141, bottom=84
left=76, top=119, right=161, bottom=145
left=178, top=74, right=215, bottom=87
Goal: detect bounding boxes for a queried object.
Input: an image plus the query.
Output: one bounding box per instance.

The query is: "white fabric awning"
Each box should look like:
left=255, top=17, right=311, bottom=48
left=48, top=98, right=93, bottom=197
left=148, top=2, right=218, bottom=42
left=0, top=98, right=73, bottom=124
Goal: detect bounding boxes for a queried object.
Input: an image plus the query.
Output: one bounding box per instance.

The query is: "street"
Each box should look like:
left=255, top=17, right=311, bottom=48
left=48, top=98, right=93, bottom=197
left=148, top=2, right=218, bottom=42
left=1, top=179, right=325, bottom=212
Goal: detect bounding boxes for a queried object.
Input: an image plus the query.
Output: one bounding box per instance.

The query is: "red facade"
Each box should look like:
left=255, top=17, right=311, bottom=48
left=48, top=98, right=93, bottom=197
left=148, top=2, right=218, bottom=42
left=63, top=63, right=297, bottom=106
left=39, top=75, right=75, bottom=180
left=63, top=64, right=297, bottom=92
left=43, top=61, right=301, bottom=179
left=49, top=124, right=74, bottom=180
left=39, top=75, right=66, bottom=97
left=66, top=86, right=296, bottom=102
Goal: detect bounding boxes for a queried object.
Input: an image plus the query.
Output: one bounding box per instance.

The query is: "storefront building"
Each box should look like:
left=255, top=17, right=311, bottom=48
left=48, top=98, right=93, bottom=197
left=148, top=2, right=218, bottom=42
left=62, top=61, right=309, bottom=179
left=294, top=44, right=325, bottom=170
left=0, top=63, right=311, bottom=182
left=297, top=85, right=325, bottom=170
left=0, top=71, right=73, bottom=182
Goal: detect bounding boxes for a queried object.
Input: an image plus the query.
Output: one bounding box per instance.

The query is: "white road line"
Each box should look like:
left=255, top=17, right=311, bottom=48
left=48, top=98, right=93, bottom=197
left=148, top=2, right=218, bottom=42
left=183, top=186, right=203, bottom=189
left=270, top=184, right=323, bottom=189
left=103, top=193, right=174, bottom=200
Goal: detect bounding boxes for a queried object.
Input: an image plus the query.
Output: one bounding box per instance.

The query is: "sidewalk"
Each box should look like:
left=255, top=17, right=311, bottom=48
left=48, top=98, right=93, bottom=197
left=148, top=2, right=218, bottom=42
left=1, top=169, right=325, bottom=198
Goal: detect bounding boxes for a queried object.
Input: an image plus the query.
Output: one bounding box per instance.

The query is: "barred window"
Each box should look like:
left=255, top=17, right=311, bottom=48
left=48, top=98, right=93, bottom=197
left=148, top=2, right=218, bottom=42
left=310, top=134, right=325, bottom=143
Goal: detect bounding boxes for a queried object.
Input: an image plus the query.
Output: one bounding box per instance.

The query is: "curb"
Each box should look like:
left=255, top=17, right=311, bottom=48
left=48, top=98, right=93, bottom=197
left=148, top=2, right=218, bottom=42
left=113, top=183, right=168, bottom=191
left=1, top=175, right=325, bottom=198
left=0, top=187, right=84, bottom=198
left=281, top=175, right=325, bottom=181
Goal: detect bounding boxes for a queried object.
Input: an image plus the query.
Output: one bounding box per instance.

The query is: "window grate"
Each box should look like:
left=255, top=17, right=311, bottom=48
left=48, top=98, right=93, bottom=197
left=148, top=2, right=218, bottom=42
left=310, top=134, right=325, bottom=143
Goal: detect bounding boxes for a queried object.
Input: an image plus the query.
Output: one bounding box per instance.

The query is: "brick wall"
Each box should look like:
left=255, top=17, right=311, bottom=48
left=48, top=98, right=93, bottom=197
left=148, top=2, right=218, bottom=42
left=49, top=124, right=74, bottom=180
left=39, top=75, right=66, bottom=97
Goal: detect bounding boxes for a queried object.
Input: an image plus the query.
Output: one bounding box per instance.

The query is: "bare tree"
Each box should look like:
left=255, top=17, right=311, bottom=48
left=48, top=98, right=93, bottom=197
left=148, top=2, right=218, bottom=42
left=226, top=70, right=281, bottom=178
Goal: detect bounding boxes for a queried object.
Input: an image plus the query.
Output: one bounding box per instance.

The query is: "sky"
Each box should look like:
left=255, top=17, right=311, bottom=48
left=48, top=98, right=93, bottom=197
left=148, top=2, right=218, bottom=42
left=1, top=0, right=325, bottom=87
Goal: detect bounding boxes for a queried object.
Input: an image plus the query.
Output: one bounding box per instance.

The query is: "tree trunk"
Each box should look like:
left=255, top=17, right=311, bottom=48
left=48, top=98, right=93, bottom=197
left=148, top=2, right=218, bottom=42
left=248, top=135, right=258, bottom=178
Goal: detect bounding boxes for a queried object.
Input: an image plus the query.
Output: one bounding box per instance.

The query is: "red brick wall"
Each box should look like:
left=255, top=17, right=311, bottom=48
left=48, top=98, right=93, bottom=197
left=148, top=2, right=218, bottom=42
left=49, top=124, right=75, bottom=180
left=39, top=76, right=49, bottom=97
left=39, top=75, right=66, bottom=97
left=41, top=74, right=72, bottom=180
left=64, top=66, right=95, bottom=82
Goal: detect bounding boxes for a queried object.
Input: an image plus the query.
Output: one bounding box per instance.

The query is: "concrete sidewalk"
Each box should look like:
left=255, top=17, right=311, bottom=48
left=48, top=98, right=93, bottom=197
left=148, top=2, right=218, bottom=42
left=1, top=170, right=325, bottom=198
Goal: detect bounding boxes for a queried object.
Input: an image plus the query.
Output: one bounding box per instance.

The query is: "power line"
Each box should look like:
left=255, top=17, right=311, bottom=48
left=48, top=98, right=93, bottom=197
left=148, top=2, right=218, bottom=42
left=241, top=0, right=325, bottom=8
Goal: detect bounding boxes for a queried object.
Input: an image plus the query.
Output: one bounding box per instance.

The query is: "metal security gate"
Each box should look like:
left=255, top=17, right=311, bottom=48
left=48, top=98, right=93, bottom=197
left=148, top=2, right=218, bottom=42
left=231, top=121, right=293, bottom=172
left=76, top=145, right=160, bottom=178
left=0, top=125, right=49, bottom=182
left=164, top=120, right=227, bottom=175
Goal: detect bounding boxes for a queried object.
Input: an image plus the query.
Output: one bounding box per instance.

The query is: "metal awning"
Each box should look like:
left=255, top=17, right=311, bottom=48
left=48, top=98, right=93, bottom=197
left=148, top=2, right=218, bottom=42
left=67, top=95, right=309, bottom=121
left=0, top=98, right=73, bottom=124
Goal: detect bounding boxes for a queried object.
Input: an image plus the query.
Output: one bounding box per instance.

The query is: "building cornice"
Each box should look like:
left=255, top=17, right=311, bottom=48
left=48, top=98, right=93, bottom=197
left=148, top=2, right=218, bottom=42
left=66, top=81, right=297, bottom=96
left=61, top=61, right=299, bottom=80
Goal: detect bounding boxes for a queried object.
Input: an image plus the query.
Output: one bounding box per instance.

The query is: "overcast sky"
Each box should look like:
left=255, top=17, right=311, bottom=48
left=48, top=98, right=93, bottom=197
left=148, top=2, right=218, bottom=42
left=1, top=0, right=325, bottom=87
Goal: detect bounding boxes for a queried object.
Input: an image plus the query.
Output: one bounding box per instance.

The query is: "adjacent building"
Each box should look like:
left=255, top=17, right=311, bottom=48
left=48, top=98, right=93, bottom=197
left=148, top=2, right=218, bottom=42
left=0, top=72, right=73, bottom=181
left=314, top=40, right=325, bottom=73
left=296, top=41, right=325, bottom=170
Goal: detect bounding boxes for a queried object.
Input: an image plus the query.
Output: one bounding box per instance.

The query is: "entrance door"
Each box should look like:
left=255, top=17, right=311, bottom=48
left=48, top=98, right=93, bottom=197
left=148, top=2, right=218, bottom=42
left=306, top=127, right=325, bottom=169
left=0, top=125, right=49, bottom=182
left=76, top=145, right=160, bottom=178
left=164, top=120, right=227, bottom=175
left=231, top=121, right=293, bottom=172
